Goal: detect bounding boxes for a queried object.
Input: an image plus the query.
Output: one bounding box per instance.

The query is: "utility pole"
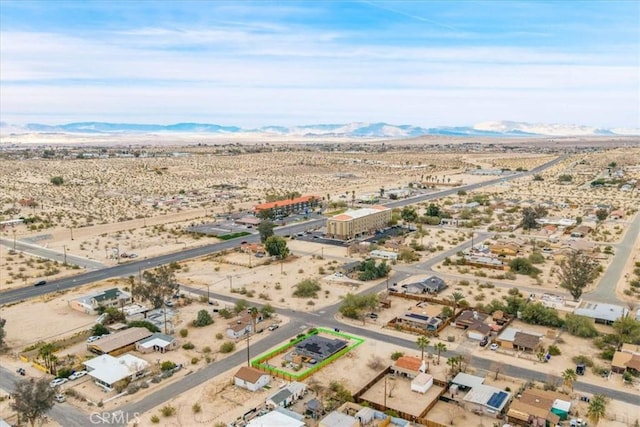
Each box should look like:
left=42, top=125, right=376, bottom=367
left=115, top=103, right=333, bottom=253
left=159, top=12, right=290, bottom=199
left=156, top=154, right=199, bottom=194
left=207, top=282, right=210, bottom=302
left=12, top=230, right=16, bottom=250
left=69, top=227, right=74, bottom=240
left=246, top=333, right=251, bottom=366
left=228, top=275, right=233, bottom=291
left=63, top=245, right=67, bottom=265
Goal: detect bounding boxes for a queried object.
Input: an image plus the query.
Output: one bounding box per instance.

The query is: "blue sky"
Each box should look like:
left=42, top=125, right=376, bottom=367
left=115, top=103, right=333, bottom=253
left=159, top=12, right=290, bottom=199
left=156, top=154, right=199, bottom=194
left=1, top=0, right=639, bottom=129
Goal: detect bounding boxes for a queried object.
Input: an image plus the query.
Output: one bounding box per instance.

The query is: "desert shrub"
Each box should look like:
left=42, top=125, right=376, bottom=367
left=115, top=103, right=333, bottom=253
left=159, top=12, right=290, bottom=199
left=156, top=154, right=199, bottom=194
left=126, top=383, right=140, bottom=394
left=192, top=310, right=213, bottom=327
left=160, top=361, right=177, bottom=372
left=161, top=405, right=176, bottom=417
left=547, top=345, right=561, bottom=356
left=127, top=320, right=160, bottom=333
left=192, top=403, right=201, bottom=413
left=150, top=415, right=160, bottom=424
left=202, top=346, right=211, bottom=354
left=564, top=314, right=599, bottom=338
left=293, top=279, right=322, bottom=298
left=572, top=355, right=594, bottom=367
left=191, top=357, right=199, bottom=364
left=390, top=351, right=404, bottom=361
left=182, top=342, right=195, bottom=350
left=215, top=332, right=224, bottom=340
left=179, top=329, right=189, bottom=338
left=220, top=341, right=235, bottom=353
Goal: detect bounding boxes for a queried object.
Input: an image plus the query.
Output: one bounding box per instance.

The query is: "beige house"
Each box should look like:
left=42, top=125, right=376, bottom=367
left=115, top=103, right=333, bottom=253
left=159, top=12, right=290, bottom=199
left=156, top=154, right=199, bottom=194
left=326, top=206, right=391, bottom=240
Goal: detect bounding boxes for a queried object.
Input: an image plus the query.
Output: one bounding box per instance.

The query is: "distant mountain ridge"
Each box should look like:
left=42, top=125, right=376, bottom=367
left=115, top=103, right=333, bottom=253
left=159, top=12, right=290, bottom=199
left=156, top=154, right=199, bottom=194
left=1, top=120, right=637, bottom=138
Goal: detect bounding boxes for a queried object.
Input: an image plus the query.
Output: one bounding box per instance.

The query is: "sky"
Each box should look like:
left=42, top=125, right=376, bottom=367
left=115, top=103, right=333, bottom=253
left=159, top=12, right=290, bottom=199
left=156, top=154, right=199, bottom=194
left=1, top=0, right=639, bottom=129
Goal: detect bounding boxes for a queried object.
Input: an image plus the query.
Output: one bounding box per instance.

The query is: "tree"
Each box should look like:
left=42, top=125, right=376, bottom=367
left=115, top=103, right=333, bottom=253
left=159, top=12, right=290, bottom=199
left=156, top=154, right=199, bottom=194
left=450, top=292, right=465, bottom=309
left=509, top=257, right=541, bottom=276
left=247, top=307, right=259, bottom=365
left=264, top=236, right=289, bottom=260
left=256, top=209, right=275, bottom=221
left=611, top=316, right=640, bottom=345
left=401, top=206, right=418, bottom=226
left=11, top=378, right=56, bottom=427
left=587, top=394, right=608, bottom=426
left=434, top=342, right=447, bottom=365
left=37, top=343, right=58, bottom=375
left=257, top=220, right=275, bottom=243
left=193, top=309, right=213, bottom=327
left=91, top=323, right=110, bottom=336
left=522, top=206, right=547, bottom=230
left=562, top=368, right=577, bottom=391
left=0, top=318, right=6, bottom=351
left=339, top=293, right=379, bottom=320
left=425, top=203, right=441, bottom=218
left=558, top=251, right=599, bottom=301
left=564, top=314, right=599, bottom=338
left=50, top=176, right=64, bottom=186
left=416, top=336, right=430, bottom=361
left=141, top=266, right=179, bottom=333
left=595, top=209, right=609, bottom=221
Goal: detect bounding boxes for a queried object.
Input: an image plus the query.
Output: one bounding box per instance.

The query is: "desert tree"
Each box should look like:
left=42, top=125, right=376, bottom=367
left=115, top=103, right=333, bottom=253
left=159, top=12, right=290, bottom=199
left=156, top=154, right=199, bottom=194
left=264, top=236, right=289, bottom=260
left=257, top=220, right=275, bottom=243
left=522, top=206, right=547, bottom=230
left=11, top=378, right=56, bottom=427
left=141, top=266, right=179, bottom=333
left=558, top=251, right=599, bottom=301
left=0, top=318, right=6, bottom=351
left=37, top=342, right=58, bottom=375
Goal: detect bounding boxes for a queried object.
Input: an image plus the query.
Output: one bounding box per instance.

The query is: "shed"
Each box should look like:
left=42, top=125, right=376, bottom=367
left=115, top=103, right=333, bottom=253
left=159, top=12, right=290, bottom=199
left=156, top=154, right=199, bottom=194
left=551, top=399, right=571, bottom=420
left=411, top=372, right=434, bottom=393
left=234, top=366, right=271, bottom=392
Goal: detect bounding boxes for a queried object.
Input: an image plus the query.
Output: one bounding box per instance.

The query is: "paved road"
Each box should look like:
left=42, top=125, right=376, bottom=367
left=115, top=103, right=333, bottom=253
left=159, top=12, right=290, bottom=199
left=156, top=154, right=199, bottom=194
left=0, top=238, right=106, bottom=271
left=586, top=212, right=640, bottom=304
left=0, top=365, right=89, bottom=427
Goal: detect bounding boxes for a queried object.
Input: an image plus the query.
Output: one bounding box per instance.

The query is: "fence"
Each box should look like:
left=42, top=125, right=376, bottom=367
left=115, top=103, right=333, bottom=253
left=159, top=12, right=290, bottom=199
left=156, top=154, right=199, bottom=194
left=352, top=366, right=450, bottom=427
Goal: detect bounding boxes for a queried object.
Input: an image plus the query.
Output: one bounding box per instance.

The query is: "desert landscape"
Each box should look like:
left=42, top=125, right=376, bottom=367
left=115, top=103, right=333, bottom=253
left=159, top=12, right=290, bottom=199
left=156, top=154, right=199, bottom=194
left=1, top=136, right=640, bottom=427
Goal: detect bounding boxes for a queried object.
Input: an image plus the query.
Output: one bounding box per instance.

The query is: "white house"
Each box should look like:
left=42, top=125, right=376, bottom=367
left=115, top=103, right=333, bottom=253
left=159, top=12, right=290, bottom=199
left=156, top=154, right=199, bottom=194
left=411, top=372, right=434, bottom=394
left=83, top=354, right=149, bottom=390
left=463, top=384, right=511, bottom=416
left=246, top=408, right=305, bottom=427
left=234, top=366, right=271, bottom=392
left=266, top=382, right=307, bottom=408
left=135, top=333, right=178, bottom=354
left=574, top=302, right=629, bottom=325
left=69, top=288, right=132, bottom=315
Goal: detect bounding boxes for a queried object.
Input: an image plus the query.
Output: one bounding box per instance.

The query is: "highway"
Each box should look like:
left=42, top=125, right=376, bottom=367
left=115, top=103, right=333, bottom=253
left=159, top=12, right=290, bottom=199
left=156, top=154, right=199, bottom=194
left=0, top=154, right=567, bottom=306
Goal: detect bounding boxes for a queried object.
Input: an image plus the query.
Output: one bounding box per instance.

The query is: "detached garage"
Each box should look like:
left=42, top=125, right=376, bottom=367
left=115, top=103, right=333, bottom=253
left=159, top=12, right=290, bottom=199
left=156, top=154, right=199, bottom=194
left=411, top=372, right=434, bottom=394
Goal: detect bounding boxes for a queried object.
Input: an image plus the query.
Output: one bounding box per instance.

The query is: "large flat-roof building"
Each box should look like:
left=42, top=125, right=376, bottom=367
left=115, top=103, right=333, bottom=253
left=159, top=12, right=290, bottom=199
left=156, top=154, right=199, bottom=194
left=326, top=206, right=392, bottom=240
left=84, top=353, right=149, bottom=391
left=88, top=327, right=153, bottom=356
left=574, top=302, right=629, bottom=325
left=254, top=195, right=319, bottom=217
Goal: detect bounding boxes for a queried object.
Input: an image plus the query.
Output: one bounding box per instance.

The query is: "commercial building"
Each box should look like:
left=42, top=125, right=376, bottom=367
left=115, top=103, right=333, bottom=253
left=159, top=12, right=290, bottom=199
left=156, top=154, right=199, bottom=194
left=253, top=195, right=319, bottom=217
left=326, top=206, right=392, bottom=240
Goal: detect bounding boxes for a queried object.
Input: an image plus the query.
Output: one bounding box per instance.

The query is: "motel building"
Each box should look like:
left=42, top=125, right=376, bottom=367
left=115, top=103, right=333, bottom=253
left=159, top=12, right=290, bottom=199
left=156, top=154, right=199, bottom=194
left=326, top=206, right=392, bottom=240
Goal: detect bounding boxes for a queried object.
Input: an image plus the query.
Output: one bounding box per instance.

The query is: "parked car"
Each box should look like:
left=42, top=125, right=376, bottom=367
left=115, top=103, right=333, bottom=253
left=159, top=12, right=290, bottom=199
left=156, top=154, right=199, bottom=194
left=479, top=338, right=488, bottom=347
left=365, top=312, right=378, bottom=319
left=33, top=280, right=47, bottom=287
left=49, top=378, right=68, bottom=388
left=86, top=335, right=101, bottom=343
left=54, top=393, right=66, bottom=403
left=165, top=300, right=174, bottom=307
left=268, top=324, right=279, bottom=331
left=16, top=368, right=26, bottom=376
left=68, top=370, right=87, bottom=381
left=489, top=343, right=499, bottom=351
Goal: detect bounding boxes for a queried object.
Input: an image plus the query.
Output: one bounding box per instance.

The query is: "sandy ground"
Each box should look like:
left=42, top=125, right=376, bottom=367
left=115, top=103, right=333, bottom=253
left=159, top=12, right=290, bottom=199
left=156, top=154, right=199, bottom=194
left=1, top=145, right=640, bottom=425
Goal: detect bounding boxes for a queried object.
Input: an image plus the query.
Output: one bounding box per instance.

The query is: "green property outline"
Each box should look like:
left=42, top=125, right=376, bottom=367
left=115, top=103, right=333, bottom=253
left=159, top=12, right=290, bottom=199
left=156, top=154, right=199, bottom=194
left=251, top=327, right=365, bottom=380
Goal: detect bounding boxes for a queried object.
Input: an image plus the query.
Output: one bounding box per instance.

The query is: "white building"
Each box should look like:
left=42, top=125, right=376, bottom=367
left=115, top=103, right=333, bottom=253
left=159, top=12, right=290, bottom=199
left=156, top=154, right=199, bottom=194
left=411, top=372, right=434, bottom=394
left=83, top=354, right=149, bottom=390
left=574, top=302, right=629, bottom=325
left=234, top=366, right=271, bottom=392
left=246, top=408, right=305, bottom=427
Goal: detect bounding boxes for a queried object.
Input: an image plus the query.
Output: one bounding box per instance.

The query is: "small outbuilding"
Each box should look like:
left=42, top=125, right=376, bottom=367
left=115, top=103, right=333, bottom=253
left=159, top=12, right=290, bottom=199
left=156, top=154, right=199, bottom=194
left=234, top=366, right=271, bottom=392
left=411, top=372, right=434, bottom=394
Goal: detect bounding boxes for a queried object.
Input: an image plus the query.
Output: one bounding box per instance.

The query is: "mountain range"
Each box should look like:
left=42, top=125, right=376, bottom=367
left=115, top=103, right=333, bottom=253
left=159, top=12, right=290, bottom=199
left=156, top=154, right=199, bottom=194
left=1, top=120, right=637, bottom=138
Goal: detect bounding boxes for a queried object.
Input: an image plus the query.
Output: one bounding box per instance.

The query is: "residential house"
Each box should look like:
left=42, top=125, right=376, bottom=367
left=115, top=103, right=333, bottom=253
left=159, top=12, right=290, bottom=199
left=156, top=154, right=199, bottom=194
left=513, top=332, right=542, bottom=353
left=574, top=302, right=629, bottom=325
left=246, top=408, right=305, bottom=427
left=455, top=310, right=489, bottom=334
left=226, top=312, right=264, bottom=339
left=88, top=327, right=153, bottom=356
left=463, top=384, right=511, bottom=417
left=234, top=366, right=271, bottom=391
left=392, top=356, right=425, bottom=379
left=266, top=382, right=307, bottom=408
left=611, top=344, right=640, bottom=374
left=319, top=411, right=359, bottom=427
left=135, top=333, right=178, bottom=354
left=83, top=353, right=149, bottom=391
left=489, top=242, right=520, bottom=256
left=401, top=276, right=447, bottom=294
left=507, top=389, right=572, bottom=426
left=69, top=288, right=132, bottom=315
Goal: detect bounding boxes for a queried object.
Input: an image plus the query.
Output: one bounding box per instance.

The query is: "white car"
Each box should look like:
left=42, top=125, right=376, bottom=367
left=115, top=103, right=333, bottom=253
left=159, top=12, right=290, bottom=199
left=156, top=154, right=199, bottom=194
left=50, top=378, right=68, bottom=388
left=68, top=370, right=87, bottom=381
left=87, top=335, right=100, bottom=343
left=490, top=343, right=499, bottom=351
left=54, top=393, right=66, bottom=403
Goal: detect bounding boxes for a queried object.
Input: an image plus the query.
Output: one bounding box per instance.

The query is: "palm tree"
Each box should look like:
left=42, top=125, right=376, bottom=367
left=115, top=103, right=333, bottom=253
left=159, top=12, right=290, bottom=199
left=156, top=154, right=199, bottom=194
left=451, top=292, right=465, bottom=309
left=416, top=336, right=430, bottom=361
left=38, top=343, right=57, bottom=375
left=562, top=368, right=577, bottom=391
left=434, top=343, right=447, bottom=365
left=587, top=394, right=608, bottom=426
left=446, top=355, right=463, bottom=376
